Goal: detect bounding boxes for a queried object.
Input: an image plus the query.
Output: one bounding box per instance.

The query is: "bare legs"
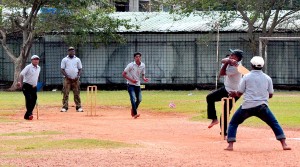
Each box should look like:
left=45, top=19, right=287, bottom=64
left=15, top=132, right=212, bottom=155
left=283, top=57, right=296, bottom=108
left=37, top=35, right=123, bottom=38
left=208, top=119, right=219, bottom=128
left=224, top=139, right=291, bottom=151
left=280, top=139, right=292, bottom=150
left=224, top=142, right=234, bottom=151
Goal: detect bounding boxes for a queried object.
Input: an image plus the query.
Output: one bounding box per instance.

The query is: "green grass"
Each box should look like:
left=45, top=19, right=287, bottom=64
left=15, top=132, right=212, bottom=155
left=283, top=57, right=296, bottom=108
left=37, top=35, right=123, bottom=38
left=0, top=131, right=132, bottom=153
left=0, top=137, right=133, bottom=152
left=0, top=131, right=63, bottom=136
left=0, top=90, right=300, bottom=128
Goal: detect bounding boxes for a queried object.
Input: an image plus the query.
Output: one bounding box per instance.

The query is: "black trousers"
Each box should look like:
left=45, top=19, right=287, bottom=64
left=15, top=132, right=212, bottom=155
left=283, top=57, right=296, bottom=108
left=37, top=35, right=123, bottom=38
left=22, top=83, right=37, bottom=119
left=206, top=86, right=239, bottom=133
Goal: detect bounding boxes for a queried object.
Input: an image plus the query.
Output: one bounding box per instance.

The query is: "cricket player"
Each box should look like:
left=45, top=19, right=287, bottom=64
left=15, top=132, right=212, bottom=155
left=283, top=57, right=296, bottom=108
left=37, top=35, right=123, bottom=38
left=60, top=47, right=83, bottom=112
left=122, top=52, right=149, bottom=119
left=225, top=56, right=291, bottom=151
left=207, top=49, right=243, bottom=135
left=17, top=55, right=41, bottom=120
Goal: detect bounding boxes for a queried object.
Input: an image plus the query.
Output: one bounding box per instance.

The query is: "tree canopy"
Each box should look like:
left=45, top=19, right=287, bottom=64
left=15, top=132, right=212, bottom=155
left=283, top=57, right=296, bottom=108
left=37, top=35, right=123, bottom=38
left=1, top=0, right=133, bottom=45
left=0, top=0, right=134, bottom=90
left=164, top=0, right=300, bottom=54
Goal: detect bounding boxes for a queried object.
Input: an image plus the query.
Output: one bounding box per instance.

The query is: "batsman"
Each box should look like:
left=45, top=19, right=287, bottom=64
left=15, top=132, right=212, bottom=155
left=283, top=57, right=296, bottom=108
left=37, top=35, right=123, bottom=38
left=206, top=49, right=244, bottom=135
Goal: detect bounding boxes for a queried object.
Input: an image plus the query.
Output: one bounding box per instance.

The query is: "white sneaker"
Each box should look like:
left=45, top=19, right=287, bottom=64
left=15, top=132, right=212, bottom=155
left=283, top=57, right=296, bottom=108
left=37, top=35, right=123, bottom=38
left=77, top=108, right=83, bottom=112
left=61, top=108, right=67, bottom=112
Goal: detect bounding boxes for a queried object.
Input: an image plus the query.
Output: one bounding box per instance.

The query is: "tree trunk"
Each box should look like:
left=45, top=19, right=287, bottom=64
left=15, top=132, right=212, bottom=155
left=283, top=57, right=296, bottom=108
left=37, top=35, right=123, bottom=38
left=9, top=56, right=27, bottom=91
left=246, top=23, right=258, bottom=56
left=8, top=29, right=34, bottom=91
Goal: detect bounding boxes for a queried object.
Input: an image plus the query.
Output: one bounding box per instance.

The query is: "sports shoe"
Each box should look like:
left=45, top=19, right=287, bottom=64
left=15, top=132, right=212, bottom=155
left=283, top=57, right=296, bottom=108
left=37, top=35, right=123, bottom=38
left=61, top=108, right=67, bottom=112
left=28, top=115, right=33, bottom=120
left=77, top=108, right=83, bottom=112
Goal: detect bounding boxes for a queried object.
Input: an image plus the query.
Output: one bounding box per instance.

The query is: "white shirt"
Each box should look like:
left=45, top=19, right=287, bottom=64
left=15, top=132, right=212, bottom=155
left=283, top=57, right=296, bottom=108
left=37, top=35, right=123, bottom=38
left=20, top=63, right=41, bottom=87
left=124, top=61, right=145, bottom=86
left=238, top=70, right=274, bottom=109
left=224, top=63, right=242, bottom=92
left=61, top=55, right=82, bottom=79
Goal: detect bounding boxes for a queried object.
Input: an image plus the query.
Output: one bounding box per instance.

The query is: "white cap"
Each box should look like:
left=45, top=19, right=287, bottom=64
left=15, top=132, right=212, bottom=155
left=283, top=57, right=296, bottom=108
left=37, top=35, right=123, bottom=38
left=31, top=55, right=40, bottom=60
left=250, top=56, right=264, bottom=67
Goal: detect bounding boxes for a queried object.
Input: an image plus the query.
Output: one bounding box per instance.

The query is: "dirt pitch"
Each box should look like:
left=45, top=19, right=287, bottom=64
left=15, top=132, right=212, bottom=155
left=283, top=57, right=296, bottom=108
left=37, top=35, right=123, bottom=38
left=0, top=106, right=300, bottom=167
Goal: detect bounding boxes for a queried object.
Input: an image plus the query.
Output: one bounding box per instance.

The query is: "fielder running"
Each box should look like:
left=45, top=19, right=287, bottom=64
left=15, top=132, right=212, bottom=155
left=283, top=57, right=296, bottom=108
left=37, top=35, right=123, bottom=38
left=122, top=52, right=149, bottom=119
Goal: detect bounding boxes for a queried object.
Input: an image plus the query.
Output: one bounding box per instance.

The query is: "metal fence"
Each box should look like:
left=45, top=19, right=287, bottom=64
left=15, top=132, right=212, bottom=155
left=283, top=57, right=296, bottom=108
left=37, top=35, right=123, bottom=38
left=1, top=32, right=300, bottom=89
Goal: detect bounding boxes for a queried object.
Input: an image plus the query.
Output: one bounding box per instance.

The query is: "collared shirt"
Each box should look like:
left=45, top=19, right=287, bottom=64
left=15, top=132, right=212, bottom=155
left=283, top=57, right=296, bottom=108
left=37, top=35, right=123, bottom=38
left=124, top=61, right=145, bottom=86
left=61, top=55, right=82, bottom=79
left=238, top=70, right=274, bottom=109
left=224, top=62, right=242, bottom=92
left=20, top=63, right=41, bottom=87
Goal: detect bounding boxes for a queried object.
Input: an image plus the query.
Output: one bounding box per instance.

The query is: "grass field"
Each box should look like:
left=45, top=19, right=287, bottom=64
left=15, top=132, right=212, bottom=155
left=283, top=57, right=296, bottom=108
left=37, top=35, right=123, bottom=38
left=0, top=90, right=300, bottom=166
left=1, top=90, right=300, bottom=128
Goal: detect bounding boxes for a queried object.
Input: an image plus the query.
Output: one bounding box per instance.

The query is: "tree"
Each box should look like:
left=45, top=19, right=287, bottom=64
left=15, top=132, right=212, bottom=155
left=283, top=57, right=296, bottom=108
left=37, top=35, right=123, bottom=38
left=0, top=0, right=133, bottom=90
left=164, top=0, right=300, bottom=55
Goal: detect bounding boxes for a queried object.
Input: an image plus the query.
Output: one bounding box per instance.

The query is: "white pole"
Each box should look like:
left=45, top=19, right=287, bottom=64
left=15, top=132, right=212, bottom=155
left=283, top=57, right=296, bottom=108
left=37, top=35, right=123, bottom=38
left=265, top=45, right=268, bottom=74
left=215, top=22, right=219, bottom=90
left=259, top=39, right=262, bottom=57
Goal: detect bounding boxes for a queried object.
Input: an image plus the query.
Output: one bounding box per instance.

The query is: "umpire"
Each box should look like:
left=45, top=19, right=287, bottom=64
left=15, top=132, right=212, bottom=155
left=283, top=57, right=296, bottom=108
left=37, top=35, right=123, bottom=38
left=60, top=47, right=83, bottom=112
left=17, top=55, right=41, bottom=120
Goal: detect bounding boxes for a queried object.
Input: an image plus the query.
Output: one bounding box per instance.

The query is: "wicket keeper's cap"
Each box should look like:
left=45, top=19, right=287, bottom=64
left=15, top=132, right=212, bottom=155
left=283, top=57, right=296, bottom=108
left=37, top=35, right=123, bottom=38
left=68, top=47, right=75, bottom=51
left=229, top=49, right=243, bottom=59
left=250, top=56, right=264, bottom=68
left=31, top=55, right=40, bottom=60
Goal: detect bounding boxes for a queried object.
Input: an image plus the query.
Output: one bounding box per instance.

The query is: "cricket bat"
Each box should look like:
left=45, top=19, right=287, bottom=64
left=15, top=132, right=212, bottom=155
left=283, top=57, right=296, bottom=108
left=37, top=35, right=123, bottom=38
left=237, top=65, right=250, bottom=75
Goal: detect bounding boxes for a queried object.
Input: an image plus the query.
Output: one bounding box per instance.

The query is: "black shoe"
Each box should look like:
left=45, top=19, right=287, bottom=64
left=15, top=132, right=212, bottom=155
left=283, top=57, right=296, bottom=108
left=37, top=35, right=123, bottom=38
left=24, top=115, right=33, bottom=120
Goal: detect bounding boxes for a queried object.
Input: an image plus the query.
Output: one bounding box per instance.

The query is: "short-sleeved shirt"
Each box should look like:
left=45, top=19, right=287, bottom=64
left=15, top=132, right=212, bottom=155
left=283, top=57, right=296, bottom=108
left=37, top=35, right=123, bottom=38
left=61, top=55, right=82, bottom=79
left=20, top=63, right=41, bottom=87
left=123, top=61, right=145, bottom=86
left=224, top=62, right=242, bottom=92
left=238, top=70, right=274, bottom=109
